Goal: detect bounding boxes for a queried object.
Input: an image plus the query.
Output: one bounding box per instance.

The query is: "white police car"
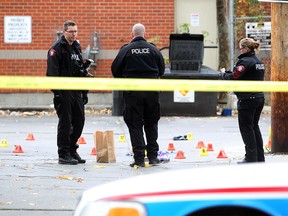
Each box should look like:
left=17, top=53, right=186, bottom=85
left=73, top=162, right=288, bottom=216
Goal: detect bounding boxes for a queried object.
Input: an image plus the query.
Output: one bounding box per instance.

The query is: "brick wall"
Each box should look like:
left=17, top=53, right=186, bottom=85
left=0, top=0, right=175, bottom=92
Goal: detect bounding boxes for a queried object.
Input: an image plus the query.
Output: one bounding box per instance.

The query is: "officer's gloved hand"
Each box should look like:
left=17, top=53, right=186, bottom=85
left=218, top=68, right=225, bottom=80
left=82, top=92, right=88, bottom=105
left=218, top=68, right=232, bottom=80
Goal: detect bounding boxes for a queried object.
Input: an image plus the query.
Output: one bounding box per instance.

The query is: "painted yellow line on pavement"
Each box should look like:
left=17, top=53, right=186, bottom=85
left=0, top=76, right=288, bottom=92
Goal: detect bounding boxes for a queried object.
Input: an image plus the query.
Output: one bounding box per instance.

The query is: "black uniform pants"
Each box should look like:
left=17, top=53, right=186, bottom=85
left=54, top=91, right=85, bottom=158
left=123, top=91, right=160, bottom=164
left=237, top=97, right=265, bottom=162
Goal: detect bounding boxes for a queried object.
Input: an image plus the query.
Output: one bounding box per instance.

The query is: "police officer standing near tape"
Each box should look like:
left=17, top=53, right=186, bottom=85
left=111, top=23, right=165, bottom=167
left=219, top=37, right=265, bottom=163
left=46, top=20, right=90, bottom=165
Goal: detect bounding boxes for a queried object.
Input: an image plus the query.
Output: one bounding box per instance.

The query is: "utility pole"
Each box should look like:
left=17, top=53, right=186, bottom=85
left=229, top=0, right=234, bottom=70
left=217, top=0, right=230, bottom=70
left=216, top=0, right=230, bottom=102
left=271, top=2, right=288, bottom=152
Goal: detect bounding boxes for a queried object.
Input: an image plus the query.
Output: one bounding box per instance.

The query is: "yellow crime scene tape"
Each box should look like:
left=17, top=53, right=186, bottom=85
left=0, top=76, right=288, bottom=92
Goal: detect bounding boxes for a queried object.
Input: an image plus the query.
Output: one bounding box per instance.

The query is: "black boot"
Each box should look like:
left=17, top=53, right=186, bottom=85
left=130, top=161, right=145, bottom=168
left=59, top=155, right=78, bottom=165
left=71, top=152, right=86, bottom=164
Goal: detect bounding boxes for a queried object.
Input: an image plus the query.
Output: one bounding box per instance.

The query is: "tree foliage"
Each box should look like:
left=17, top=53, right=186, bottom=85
left=234, top=0, right=269, bottom=17
left=234, top=0, right=271, bottom=44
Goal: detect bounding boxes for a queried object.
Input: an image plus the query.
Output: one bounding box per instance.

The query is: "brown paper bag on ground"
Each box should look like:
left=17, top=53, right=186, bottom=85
left=93, top=130, right=116, bottom=163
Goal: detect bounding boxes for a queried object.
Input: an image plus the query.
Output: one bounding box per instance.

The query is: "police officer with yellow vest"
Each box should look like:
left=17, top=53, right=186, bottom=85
left=111, top=23, right=165, bottom=167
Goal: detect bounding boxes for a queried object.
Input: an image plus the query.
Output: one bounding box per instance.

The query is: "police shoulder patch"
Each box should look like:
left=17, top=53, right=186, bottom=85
left=236, top=65, right=245, bottom=72
left=49, top=49, right=56, bottom=57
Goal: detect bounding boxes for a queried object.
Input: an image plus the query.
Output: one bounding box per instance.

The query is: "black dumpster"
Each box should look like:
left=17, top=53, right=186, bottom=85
left=159, top=33, right=218, bottom=116
left=112, top=33, right=219, bottom=117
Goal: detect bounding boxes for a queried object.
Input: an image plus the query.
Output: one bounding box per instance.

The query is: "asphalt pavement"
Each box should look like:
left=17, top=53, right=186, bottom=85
left=0, top=109, right=287, bottom=216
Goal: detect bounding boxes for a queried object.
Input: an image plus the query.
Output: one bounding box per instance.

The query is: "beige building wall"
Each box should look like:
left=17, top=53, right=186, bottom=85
left=174, top=0, right=219, bottom=70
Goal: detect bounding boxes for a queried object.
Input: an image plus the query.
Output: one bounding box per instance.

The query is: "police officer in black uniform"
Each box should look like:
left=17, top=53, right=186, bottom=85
left=219, top=37, right=265, bottom=163
left=46, top=20, right=89, bottom=165
left=111, top=23, right=165, bottom=167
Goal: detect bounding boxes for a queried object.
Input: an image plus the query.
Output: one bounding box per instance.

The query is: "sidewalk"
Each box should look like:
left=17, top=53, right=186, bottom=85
left=0, top=111, right=286, bottom=216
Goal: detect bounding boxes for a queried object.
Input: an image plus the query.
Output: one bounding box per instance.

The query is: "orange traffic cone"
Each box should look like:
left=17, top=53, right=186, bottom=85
left=175, top=150, right=186, bottom=159
left=26, top=133, right=35, bottom=141
left=77, top=136, right=87, bottom=144
left=265, top=126, right=272, bottom=152
left=267, top=140, right=272, bottom=149
left=265, top=139, right=272, bottom=152
left=90, top=147, right=96, bottom=156
left=207, top=143, right=214, bottom=151
left=196, top=140, right=205, bottom=149
left=217, top=149, right=228, bottom=158
left=13, top=145, right=24, bottom=153
left=167, top=143, right=176, bottom=151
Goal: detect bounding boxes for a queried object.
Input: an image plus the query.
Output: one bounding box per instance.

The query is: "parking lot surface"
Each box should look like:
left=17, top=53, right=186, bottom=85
left=0, top=110, right=286, bottom=215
